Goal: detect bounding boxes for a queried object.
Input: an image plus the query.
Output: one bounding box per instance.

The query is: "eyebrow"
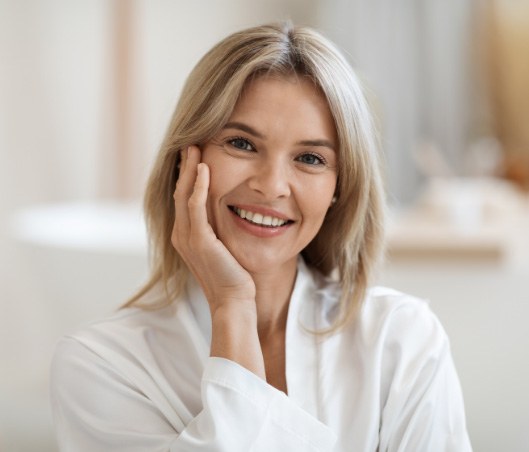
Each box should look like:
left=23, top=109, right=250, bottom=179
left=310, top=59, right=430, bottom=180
left=223, top=122, right=264, bottom=139
left=223, top=121, right=336, bottom=151
left=297, top=139, right=335, bottom=151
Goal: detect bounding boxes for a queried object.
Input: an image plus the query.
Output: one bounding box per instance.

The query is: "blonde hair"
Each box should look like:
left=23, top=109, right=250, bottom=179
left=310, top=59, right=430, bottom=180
left=124, top=22, right=386, bottom=331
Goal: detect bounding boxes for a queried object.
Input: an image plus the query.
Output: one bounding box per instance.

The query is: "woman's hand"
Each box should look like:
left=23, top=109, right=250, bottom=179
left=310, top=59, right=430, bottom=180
left=171, top=146, right=256, bottom=314
left=172, top=146, right=265, bottom=378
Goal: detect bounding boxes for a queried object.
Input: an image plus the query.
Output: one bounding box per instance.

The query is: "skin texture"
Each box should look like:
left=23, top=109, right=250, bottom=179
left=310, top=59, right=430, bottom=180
left=171, top=75, right=337, bottom=392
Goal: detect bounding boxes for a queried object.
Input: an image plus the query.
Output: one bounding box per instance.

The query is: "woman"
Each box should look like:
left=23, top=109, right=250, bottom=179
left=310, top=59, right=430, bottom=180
left=51, top=23, right=472, bottom=451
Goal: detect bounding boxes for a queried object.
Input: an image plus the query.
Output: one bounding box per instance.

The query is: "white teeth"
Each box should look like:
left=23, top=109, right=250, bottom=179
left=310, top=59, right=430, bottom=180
left=233, top=207, right=287, bottom=227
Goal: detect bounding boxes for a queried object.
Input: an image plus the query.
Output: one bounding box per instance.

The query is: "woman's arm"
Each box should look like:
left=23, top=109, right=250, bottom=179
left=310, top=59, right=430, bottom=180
left=51, top=335, right=336, bottom=451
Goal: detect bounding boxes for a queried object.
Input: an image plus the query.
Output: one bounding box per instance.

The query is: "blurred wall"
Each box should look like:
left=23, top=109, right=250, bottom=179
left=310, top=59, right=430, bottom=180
left=1, top=3, right=112, bottom=448
left=316, top=0, right=484, bottom=203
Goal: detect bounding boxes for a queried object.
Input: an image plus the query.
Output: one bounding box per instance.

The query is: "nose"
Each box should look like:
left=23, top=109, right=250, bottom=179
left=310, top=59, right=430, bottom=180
left=247, top=159, right=291, bottom=200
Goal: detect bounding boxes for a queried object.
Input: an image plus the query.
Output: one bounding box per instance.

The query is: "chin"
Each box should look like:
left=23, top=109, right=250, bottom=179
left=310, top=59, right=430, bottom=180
left=232, top=247, right=297, bottom=275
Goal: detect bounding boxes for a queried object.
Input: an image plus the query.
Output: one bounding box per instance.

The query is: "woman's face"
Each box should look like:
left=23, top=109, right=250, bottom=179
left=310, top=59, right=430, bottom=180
left=201, top=74, right=338, bottom=275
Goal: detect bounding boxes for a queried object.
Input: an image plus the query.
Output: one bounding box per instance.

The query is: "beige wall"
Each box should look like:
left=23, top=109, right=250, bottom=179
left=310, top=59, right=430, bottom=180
left=487, top=0, right=529, bottom=188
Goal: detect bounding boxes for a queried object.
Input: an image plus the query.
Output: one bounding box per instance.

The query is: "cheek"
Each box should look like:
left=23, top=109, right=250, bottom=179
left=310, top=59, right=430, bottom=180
left=202, top=157, right=238, bottom=222
left=313, top=175, right=337, bottom=207
left=204, top=161, right=231, bottom=202
left=298, top=176, right=336, bottom=223
left=201, top=146, right=236, bottom=182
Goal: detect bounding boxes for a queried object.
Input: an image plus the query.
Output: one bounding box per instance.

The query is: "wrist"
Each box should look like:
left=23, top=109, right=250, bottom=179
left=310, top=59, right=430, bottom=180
left=209, top=300, right=265, bottom=379
left=210, top=299, right=257, bottom=323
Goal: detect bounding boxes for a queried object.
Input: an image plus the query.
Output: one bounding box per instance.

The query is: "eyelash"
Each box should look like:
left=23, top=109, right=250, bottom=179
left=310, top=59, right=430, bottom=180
left=296, top=152, right=327, bottom=166
left=226, top=136, right=255, bottom=152
left=225, top=136, right=327, bottom=166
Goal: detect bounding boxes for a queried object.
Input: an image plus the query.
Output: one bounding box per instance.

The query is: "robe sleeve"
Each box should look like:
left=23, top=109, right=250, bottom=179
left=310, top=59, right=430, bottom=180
left=50, top=338, right=336, bottom=452
left=378, top=300, right=473, bottom=452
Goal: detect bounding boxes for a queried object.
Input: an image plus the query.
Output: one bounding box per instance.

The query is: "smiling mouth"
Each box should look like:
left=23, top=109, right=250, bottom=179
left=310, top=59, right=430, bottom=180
left=229, top=206, right=293, bottom=228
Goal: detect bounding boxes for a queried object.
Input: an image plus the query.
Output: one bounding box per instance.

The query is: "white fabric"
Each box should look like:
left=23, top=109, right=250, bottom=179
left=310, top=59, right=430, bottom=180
left=50, top=259, right=472, bottom=451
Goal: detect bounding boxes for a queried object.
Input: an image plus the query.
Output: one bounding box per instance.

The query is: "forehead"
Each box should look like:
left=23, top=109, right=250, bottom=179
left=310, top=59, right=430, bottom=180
left=229, top=74, right=337, bottom=144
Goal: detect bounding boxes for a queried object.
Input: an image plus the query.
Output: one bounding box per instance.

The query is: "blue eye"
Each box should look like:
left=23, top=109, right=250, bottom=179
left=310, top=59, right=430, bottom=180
left=297, top=153, right=325, bottom=165
left=228, top=137, right=254, bottom=151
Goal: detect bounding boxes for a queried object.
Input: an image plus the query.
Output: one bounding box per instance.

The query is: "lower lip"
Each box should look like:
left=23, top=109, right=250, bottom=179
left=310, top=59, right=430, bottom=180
left=229, top=209, right=293, bottom=238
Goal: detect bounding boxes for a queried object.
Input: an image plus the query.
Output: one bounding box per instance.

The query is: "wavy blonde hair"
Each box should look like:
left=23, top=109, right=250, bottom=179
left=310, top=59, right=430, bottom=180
left=124, top=22, right=386, bottom=331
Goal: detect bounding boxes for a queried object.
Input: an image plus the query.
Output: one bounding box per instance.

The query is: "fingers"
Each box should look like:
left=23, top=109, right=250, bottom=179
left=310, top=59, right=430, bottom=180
left=174, top=146, right=200, bottom=200
left=188, top=163, right=210, bottom=231
left=172, top=145, right=201, bottom=249
left=174, top=146, right=200, bottom=217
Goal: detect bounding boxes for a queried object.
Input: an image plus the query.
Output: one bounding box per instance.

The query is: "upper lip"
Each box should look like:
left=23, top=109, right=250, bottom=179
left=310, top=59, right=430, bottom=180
left=229, top=204, right=294, bottom=222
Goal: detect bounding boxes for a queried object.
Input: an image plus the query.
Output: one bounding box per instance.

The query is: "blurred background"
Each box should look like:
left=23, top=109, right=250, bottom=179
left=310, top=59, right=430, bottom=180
left=1, top=0, right=529, bottom=450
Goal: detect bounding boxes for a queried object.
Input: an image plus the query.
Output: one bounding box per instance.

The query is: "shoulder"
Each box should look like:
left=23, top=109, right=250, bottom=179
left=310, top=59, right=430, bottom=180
left=361, top=286, right=448, bottom=351
left=56, top=301, right=178, bottom=357
left=363, top=286, right=441, bottom=330
left=312, top=274, right=450, bottom=367
left=313, top=273, right=447, bottom=346
left=354, top=287, right=454, bottom=405
left=51, top=282, right=208, bottom=392
left=56, top=281, right=197, bottom=349
left=361, top=289, right=471, bottom=450
left=50, top=302, right=175, bottom=397
left=306, top=265, right=446, bottom=350
left=50, top=282, right=214, bottom=445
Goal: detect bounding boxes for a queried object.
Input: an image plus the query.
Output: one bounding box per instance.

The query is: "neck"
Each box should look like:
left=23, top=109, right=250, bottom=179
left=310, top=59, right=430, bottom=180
left=251, top=258, right=298, bottom=339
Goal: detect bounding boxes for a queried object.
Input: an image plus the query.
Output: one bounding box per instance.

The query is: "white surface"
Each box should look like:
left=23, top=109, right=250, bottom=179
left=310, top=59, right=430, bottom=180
left=10, top=201, right=147, bottom=255
left=10, top=201, right=150, bottom=330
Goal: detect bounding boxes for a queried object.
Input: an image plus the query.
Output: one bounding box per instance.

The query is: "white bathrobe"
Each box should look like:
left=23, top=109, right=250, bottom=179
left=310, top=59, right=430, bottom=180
left=51, top=259, right=472, bottom=451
